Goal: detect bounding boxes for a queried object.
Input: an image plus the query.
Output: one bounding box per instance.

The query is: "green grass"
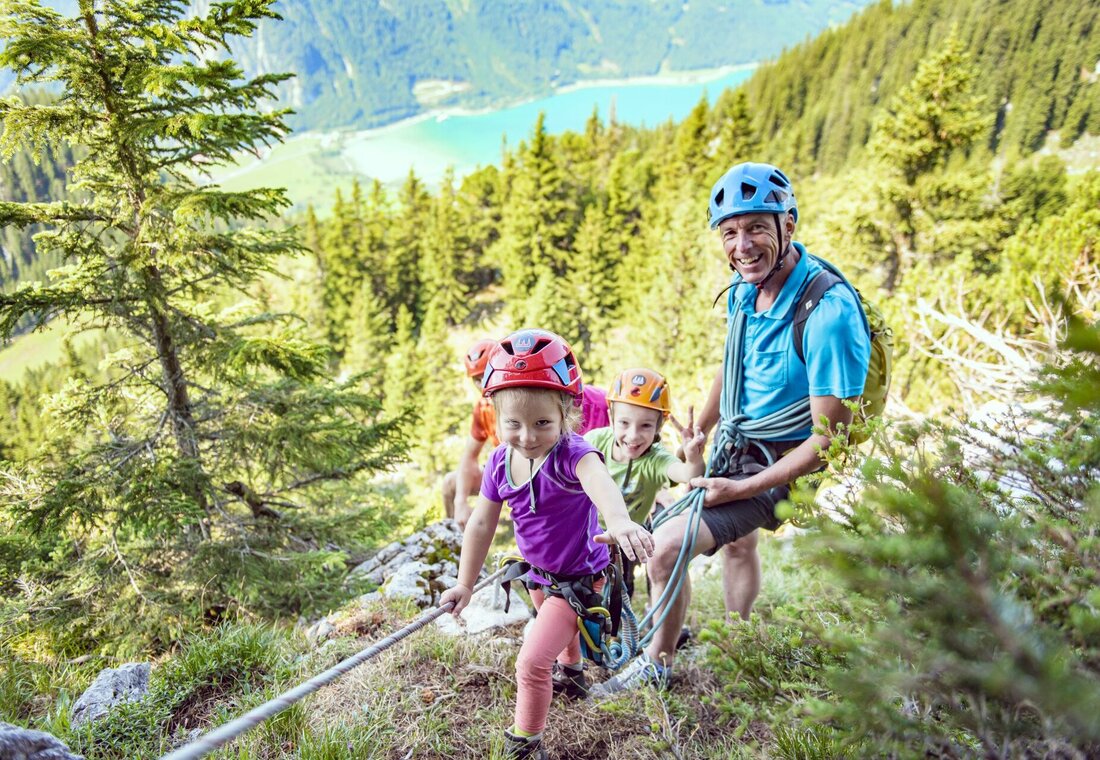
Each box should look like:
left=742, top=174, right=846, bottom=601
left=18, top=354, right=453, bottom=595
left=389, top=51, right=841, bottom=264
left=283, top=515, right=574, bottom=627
left=3, top=534, right=870, bottom=758
left=0, top=318, right=108, bottom=384
left=203, top=133, right=364, bottom=215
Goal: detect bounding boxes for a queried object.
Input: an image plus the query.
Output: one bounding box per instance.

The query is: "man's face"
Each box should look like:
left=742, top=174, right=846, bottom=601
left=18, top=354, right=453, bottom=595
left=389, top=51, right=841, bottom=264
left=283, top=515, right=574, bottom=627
left=718, top=212, right=793, bottom=285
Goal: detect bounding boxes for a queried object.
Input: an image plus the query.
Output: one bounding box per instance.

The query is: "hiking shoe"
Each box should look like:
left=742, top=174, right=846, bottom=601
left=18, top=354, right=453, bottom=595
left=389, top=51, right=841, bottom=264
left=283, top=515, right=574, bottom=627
left=504, top=729, right=548, bottom=760
left=551, top=662, right=588, bottom=700
left=588, top=652, right=668, bottom=698
left=675, top=625, right=692, bottom=651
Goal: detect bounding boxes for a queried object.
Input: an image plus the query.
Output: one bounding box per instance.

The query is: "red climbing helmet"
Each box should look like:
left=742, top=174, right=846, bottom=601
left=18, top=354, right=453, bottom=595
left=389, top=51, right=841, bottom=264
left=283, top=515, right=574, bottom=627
left=463, top=338, right=497, bottom=378
left=482, top=329, right=583, bottom=399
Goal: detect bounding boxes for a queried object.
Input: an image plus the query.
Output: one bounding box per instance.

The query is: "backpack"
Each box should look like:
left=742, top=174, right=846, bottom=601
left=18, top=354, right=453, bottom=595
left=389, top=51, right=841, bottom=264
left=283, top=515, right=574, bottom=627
left=791, top=256, right=893, bottom=445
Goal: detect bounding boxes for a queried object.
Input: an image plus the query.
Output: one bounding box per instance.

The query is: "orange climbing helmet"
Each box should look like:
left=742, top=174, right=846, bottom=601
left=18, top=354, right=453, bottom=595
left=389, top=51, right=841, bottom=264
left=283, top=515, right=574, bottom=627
left=463, top=339, right=497, bottom=378
left=482, top=329, right=583, bottom=399
left=607, top=368, right=671, bottom=418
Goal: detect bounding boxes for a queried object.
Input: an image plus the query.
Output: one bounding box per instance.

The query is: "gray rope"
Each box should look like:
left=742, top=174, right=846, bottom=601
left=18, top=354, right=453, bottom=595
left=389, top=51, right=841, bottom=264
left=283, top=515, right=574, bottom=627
left=159, top=566, right=508, bottom=760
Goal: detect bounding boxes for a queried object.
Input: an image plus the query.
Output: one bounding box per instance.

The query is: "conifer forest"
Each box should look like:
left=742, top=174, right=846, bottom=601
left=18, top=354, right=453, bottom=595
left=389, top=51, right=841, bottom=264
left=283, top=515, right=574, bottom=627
left=0, top=0, right=1098, bottom=757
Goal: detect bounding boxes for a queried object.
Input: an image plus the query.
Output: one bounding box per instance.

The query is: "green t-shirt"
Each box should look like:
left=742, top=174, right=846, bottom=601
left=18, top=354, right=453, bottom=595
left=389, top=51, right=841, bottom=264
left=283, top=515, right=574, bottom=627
left=584, top=427, right=680, bottom=523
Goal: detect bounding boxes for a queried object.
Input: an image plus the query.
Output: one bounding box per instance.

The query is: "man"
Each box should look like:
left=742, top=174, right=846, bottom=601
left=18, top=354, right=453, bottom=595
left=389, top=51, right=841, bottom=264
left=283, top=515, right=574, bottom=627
left=444, top=339, right=611, bottom=529
left=592, top=162, right=871, bottom=695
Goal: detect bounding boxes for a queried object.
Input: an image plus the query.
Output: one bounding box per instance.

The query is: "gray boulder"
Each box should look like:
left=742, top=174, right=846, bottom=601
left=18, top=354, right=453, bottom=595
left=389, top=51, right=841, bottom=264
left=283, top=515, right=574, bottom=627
left=305, top=619, right=336, bottom=646
left=70, top=662, right=150, bottom=728
left=381, top=560, right=433, bottom=605
left=436, top=581, right=531, bottom=636
left=348, top=519, right=463, bottom=588
left=0, top=722, right=84, bottom=760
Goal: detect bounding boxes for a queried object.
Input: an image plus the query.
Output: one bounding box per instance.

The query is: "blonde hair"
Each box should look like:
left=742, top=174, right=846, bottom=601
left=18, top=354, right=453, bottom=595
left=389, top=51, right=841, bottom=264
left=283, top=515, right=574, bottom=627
left=491, top=387, right=580, bottom=437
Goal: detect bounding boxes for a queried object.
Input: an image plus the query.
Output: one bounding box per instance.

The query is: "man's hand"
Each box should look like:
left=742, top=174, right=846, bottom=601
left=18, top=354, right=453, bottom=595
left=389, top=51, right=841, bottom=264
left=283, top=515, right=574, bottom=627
left=689, top=475, right=750, bottom=507
left=594, top=520, right=655, bottom=563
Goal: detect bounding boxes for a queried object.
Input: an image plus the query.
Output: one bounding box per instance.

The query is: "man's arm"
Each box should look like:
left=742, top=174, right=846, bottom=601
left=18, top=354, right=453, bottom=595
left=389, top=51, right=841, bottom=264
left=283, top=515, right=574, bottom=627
left=690, top=394, right=854, bottom=506
left=453, top=435, right=486, bottom=529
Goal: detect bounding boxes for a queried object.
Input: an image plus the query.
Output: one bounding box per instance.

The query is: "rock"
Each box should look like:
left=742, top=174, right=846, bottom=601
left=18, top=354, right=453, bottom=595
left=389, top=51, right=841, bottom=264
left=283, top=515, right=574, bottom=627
left=70, top=663, right=150, bottom=728
left=305, top=619, right=335, bottom=646
left=436, top=580, right=531, bottom=636
left=357, top=591, right=382, bottom=606
left=381, top=561, right=432, bottom=605
left=0, top=723, right=84, bottom=760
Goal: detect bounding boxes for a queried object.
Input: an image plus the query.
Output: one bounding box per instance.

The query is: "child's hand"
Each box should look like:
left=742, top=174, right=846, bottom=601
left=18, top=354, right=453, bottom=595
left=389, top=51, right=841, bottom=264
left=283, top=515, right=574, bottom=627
left=595, top=520, right=654, bottom=563
left=439, top=583, right=473, bottom=616
left=669, top=406, right=706, bottom=464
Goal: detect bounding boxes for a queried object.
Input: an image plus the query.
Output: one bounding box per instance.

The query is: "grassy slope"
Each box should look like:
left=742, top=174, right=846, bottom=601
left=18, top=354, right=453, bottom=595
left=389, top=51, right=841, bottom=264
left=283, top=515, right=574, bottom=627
left=0, top=318, right=104, bottom=384
left=9, top=532, right=839, bottom=759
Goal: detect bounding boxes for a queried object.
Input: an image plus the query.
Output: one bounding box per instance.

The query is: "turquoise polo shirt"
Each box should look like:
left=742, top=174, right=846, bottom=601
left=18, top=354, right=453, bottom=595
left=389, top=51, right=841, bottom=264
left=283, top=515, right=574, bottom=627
left=727, top=242, right=871, bottom=440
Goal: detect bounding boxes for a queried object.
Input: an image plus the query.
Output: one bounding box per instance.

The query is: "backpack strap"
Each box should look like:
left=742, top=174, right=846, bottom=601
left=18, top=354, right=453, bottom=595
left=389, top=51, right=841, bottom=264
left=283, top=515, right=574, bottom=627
left=792, top=270, right=843, bottom=364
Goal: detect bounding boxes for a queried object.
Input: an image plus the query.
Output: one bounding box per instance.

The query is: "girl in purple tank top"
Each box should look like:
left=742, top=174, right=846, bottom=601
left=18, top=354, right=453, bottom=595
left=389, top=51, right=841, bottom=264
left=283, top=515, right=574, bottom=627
left=439, top=330, right=653, bottom=760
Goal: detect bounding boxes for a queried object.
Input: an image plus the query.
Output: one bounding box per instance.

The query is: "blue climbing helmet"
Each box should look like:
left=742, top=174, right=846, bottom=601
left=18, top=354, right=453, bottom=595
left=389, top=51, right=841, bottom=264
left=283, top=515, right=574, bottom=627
left=708, top=162, right=798, bottom=229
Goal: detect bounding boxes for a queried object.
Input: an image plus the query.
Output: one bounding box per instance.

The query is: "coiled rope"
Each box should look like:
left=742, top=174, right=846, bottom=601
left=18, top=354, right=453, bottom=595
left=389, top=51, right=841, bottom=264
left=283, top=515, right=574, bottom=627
left=160, top=566, right=509, bottom=760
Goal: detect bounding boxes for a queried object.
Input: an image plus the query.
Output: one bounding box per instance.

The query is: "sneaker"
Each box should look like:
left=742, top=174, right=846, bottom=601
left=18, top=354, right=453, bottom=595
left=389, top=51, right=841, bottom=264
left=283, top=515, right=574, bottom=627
left=587, top=652, right=668, bottom=698
left=551, top=662, right=588, bottom=700
left=675, top=625, right=692, bottom=651
left=504, top=729, right=548, bottom=760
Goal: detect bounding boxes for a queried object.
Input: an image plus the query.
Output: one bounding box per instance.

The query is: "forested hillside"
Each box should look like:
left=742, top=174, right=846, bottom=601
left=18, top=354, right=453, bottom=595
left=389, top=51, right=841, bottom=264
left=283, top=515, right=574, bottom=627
left=1, top=0, right=1098, bottom=757
left=0, top=92, right=76, bottom=286
left=744, top=0, right=1100, bottom=172
left=227, top=0, right=872, bottom=130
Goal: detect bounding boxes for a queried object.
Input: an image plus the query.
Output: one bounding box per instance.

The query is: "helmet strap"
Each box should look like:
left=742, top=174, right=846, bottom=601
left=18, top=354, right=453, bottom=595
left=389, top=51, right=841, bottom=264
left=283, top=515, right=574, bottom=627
left=754, top=214, right=789, bottom=290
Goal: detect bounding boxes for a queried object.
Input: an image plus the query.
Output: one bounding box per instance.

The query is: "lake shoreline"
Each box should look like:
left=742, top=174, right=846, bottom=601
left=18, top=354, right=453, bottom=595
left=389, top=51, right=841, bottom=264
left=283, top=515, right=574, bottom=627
left=298, top=63, right=760, bottom=145
left=209, top=65, right=759, bottom=209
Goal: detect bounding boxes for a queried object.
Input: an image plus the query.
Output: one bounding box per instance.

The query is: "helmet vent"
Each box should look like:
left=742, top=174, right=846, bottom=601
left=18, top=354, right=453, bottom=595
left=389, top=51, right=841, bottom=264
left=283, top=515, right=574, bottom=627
left=770, top=170, right=790, bottom=188
left=740, top=182, right=757, bottom=200
left=501, top=341, right=516, bottom=355
left=713, top=188, right=724, bottom=207
left=764, top=189, right=788, bottom=205
left=531, top=338, right=551, bottom=354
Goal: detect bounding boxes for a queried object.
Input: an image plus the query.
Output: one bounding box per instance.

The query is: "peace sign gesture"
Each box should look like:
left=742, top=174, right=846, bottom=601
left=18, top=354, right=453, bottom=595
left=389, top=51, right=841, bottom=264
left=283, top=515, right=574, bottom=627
left=668, top=405, right=706, bottom=466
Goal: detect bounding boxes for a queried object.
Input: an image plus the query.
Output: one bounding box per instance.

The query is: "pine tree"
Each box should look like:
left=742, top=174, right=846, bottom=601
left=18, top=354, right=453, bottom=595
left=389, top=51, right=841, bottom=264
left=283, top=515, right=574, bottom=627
left=713, top=89, right=759, bottom=167
left=0, top=0, right=408, bottom=651
left=562, top=201, right=619, bottom=378
left=494, top=112, right=578, bottom=327
left=411, top=295, right=464, bottom=476
left=385, top=169, right=430, bottom=321
left=868, top=34, right=989, bottom=291
left=319, top=187, right=362, bottom=351
left=343, top=280, right=392, bottom=383
left=424, top=168, right=471, bottom=326
left=382, top=304, right=423, bottom=424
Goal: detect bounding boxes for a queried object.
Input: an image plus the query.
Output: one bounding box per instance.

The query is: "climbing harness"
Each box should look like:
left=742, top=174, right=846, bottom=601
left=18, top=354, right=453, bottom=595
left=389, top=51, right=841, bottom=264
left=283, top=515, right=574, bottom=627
left=497, top=551, right=640, bottom=671
left=159, top=566, right=509, bottom=760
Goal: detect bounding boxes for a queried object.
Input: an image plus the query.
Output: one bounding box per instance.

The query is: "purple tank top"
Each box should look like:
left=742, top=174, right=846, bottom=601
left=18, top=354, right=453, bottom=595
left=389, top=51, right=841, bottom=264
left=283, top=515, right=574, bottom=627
left=481, top=433, right=610, bottom=584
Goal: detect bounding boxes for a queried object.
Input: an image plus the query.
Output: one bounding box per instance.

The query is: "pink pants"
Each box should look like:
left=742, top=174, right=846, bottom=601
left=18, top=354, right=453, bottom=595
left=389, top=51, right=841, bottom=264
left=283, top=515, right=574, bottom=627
left=514, top=579, right=604, bottom=734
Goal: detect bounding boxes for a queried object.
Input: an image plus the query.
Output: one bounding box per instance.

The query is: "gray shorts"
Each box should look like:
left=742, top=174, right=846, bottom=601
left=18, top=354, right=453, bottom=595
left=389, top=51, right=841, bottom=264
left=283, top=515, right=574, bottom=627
left=698, top=477, right=787, bottom=554
left=696, top=439, right=801, bottom=554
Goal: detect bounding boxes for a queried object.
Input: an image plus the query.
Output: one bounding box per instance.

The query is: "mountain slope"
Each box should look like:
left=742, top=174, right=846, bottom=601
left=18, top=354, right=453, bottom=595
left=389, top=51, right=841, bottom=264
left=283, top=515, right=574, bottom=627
left=742, top=0, right=1100, bottom=172
left=228, top=0, right=873, bottom=131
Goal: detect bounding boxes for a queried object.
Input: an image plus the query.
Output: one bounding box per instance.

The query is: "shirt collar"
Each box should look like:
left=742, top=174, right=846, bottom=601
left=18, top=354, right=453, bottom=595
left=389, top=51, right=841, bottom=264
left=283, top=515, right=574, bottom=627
left=732, top=241, right=811, bottom=320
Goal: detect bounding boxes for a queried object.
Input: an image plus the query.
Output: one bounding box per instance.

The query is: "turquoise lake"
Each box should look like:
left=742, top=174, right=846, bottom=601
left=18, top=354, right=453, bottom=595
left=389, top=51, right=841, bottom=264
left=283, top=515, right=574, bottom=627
left=218, top=66, right=756, bottom=207
left=345, top=68, right=755, bottom=182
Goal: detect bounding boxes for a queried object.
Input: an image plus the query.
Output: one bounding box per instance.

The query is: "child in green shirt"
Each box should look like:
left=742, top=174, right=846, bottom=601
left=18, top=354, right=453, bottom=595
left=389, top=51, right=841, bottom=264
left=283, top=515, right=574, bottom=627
left=583, top=368, right=705, bottom=593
